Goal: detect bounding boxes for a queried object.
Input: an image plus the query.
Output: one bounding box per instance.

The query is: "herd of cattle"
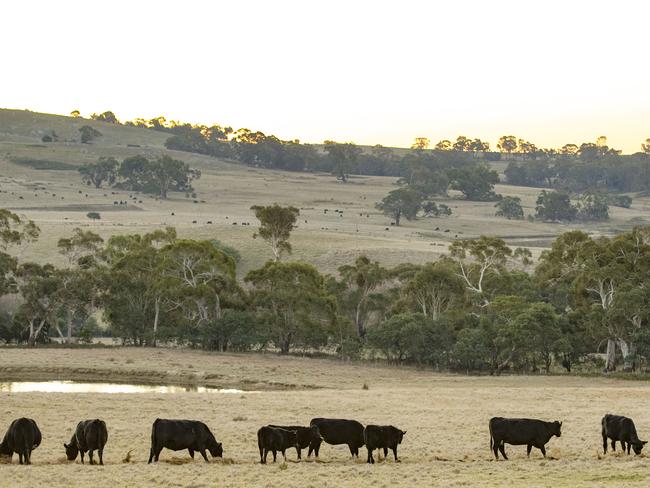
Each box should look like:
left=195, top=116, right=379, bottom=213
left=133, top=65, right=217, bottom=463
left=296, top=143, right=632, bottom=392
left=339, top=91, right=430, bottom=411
left=0, top=414, right=645, bottom=466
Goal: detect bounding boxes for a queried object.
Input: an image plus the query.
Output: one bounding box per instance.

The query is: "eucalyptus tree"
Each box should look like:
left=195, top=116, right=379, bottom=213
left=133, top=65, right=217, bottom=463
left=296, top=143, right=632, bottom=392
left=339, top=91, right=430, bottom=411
left=403, top=261, right=464, bottom=321
left=159, top=239, right=239, bottom=343
left=336, top=256, right=388, bottom=337
left=250, top=204, right=299, bottom=261
left=101, top=228, right=177, bottom=345
left=55, top=229, right=104, bottom=343
left=245, top=261, right=334, bottom=354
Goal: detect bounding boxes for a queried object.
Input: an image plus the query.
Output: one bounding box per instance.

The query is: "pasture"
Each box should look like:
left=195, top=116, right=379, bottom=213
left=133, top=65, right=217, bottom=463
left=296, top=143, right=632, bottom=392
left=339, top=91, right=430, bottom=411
left=1, top=348, right=650, bottom=487
left=1, top=109, right=650, bottom=276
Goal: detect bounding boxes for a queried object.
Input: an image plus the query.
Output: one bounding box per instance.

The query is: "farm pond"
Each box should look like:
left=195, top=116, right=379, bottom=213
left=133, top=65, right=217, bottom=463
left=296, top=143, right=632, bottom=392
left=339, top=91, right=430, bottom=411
left=0, top=381, right=247, bottom=394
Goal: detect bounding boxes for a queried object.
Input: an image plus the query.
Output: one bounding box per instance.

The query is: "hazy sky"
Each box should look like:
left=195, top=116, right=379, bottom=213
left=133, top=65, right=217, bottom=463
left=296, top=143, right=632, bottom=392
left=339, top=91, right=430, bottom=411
left=2, top=0, right=649, bottom=153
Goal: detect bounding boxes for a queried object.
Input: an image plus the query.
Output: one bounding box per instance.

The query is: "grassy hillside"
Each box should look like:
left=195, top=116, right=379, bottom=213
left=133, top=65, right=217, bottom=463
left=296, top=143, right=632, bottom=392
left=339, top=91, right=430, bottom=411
left=1, top=108, right=649, bottom=276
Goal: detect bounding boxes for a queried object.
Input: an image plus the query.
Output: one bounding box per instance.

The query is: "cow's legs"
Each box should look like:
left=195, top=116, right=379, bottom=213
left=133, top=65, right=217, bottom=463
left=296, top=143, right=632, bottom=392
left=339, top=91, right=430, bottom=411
left=383, top=447, right=388, bottom=458
left=526, top=444, right=532, bottom=457
left=539, top=445, right=546, bottom=457
left=25, top=450, right=31, bottom=465
left=259, top=446, right=264, bottom=464
left=392, top=446, right=399, bottom=462
left=498, top=441, right=508, bottom=460
left=492, top=439, right=500, bottom=460
left=88, top=450, right=94, bottom=465
left=296, top=446, right=302, bottom=460
left=154, top=447, right=162, bottom=462
left=18, top=453, right=23, bottom=465
left=98, top=448, right=104, bottom=466
left=367, top=447, right=374, bottom=464
left=262, top=448, right=268, bottom=464
left=611, top=440, right=616, bottom=451
left=348, top=444, right=355, bottom=457
left=188, top=448, right=195, bottom=459
left=80, top=451, right=85, bottom=464
left=308, top=440, right=321, bottom=458
left=603, top=435, right=608, bottom=454
left=625, top=442, right=631, bottom=454
left=148, top=448, right=154, bottom=464
left=272, top=449, right=277, bottom=463
left=199, top=449, right=209, bottom=462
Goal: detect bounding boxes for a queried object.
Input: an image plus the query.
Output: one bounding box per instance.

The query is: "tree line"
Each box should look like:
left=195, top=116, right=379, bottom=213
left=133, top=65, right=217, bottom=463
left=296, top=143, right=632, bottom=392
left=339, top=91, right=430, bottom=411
left=2, top=205, right=649, bottom=375
left=78, top=155, right=200, bottom=199
left=71, top=110, right=650, bottom=194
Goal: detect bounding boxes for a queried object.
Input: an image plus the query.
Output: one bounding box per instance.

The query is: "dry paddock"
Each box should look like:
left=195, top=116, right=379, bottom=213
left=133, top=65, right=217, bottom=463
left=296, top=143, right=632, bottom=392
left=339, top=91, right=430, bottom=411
left=0, top=349, right=649, bottom=487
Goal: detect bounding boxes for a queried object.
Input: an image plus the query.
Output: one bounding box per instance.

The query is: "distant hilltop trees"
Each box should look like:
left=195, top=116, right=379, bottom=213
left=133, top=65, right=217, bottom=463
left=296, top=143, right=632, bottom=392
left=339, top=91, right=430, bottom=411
left=68, top=110, right=650, bottom=195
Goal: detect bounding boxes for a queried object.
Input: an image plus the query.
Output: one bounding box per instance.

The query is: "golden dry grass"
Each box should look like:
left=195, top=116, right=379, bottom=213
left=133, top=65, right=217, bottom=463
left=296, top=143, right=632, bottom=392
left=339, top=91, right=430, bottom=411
left=1, top=348, right=650, bottom=486
left=1, top=109, right=650, bottom=278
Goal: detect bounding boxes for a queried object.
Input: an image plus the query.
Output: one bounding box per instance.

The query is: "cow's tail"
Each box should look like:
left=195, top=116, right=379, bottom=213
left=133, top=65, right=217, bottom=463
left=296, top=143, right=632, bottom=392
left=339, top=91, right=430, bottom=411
left=489, top=421, right=493, bottom=451
left=149, top=419, right=160, bottom=463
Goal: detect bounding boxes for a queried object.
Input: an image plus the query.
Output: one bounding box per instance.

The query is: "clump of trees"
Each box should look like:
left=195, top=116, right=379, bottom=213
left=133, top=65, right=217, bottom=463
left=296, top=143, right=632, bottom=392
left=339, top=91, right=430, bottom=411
left=77, top=155, right=200, bottom=198
left=495, top=196, right=524, bottom=220
left=535, top=190, right=609, bottom=222
left=79, top=126, right=102, bottom=144
left=3, top=203, right=650, bottom=375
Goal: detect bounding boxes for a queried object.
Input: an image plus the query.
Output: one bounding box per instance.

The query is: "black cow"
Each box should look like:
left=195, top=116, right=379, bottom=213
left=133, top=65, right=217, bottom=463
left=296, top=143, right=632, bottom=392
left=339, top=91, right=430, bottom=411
left=364, top=425, right=406, bottom=464
left=489, top=417, right=562, bottom=460
left=268, top=424, right=321, bottom=459
left=308, top=418, right=365, bottom=458
left=602, top=414, right=647, bottom=455
left=0, top=418, right=42, bottom=465
left=148, top=419, right=223, bottom=463
left=64, top=419, right=108, bottom=465
left=257, top=426, right=298, bottom=464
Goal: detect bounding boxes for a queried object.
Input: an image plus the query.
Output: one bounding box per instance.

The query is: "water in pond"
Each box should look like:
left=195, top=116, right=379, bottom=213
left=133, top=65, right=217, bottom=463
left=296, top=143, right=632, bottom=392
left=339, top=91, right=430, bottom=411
left=0, top=381, right=247, bottom=394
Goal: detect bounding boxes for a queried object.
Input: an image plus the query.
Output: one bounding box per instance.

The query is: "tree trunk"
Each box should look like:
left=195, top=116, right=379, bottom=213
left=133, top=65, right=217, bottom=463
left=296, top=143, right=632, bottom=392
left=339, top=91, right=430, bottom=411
left=152, top=298, right=160, bottom=347
left=619, top=339, right=635, bottom=372
left=66, top=309, right=73, bottom=344
left=355, top=303, right=365, bottom=338
left=605, top=339, right=617, bottom=371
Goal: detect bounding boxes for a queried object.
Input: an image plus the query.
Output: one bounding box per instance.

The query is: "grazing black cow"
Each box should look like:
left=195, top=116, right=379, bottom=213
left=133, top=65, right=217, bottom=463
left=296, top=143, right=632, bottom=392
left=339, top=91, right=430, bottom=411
left=0, top=418, right=42, bottom=465
left=147, top=419, right=223, bottom=463
left=64, top=419, right=108, bottom=465
left=257, top=426, right=298, bottom=464
left=364, top=425, right=406, bottom=464
left=489, top=417, right=562, bottom=460
left=308, top=418, right=365, bottom=458
left=268, top=424, right=321, bottom=460
left=602, top=414, right=647, bottom=455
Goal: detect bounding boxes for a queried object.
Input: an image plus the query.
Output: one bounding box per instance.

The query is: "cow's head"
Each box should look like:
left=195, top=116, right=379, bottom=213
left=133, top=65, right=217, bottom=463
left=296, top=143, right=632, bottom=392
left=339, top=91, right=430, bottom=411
left=64, top=442, right=79, bottom=461
left=0, top=442, right=11, bottom=462
left=552, top=421, right=562, bottom=438
left=208, top=441, right=223, bottom=458
left=310, top=424, right=323, bottom=441
left=632, top=440, right=648, bottom=455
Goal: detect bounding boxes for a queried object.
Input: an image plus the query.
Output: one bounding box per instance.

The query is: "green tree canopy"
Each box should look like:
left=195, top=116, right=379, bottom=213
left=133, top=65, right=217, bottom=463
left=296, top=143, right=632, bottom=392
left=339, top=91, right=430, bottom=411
left=376, top=188, right=423, bottom=226
left=495, top=196, right=524, bottom=220
left=251, top=204, right=299, bottom=261
left=78, top=157, right=118, bottom=188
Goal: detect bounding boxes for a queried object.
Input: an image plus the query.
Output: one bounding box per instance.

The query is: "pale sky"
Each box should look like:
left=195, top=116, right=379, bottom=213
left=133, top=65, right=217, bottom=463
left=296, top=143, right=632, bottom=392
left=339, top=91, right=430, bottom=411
left=2, top=0, right=649, bottom=153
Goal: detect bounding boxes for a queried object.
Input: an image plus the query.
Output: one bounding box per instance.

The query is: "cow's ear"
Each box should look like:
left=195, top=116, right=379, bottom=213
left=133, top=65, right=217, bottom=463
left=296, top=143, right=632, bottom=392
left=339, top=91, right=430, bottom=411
left=402, top=430, right=407, bottom=436
left=63, top=443, right=68, bottom=448
left=559, top=422, right=563, bottom=427
left=643, top=441, right=648, bottom=445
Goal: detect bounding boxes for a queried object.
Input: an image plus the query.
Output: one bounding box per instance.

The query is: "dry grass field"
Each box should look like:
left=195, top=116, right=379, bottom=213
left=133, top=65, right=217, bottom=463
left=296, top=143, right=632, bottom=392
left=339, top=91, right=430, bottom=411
left=0, top=348, right=649, bottom=487
left=1, top=109, right=649, bottom=276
